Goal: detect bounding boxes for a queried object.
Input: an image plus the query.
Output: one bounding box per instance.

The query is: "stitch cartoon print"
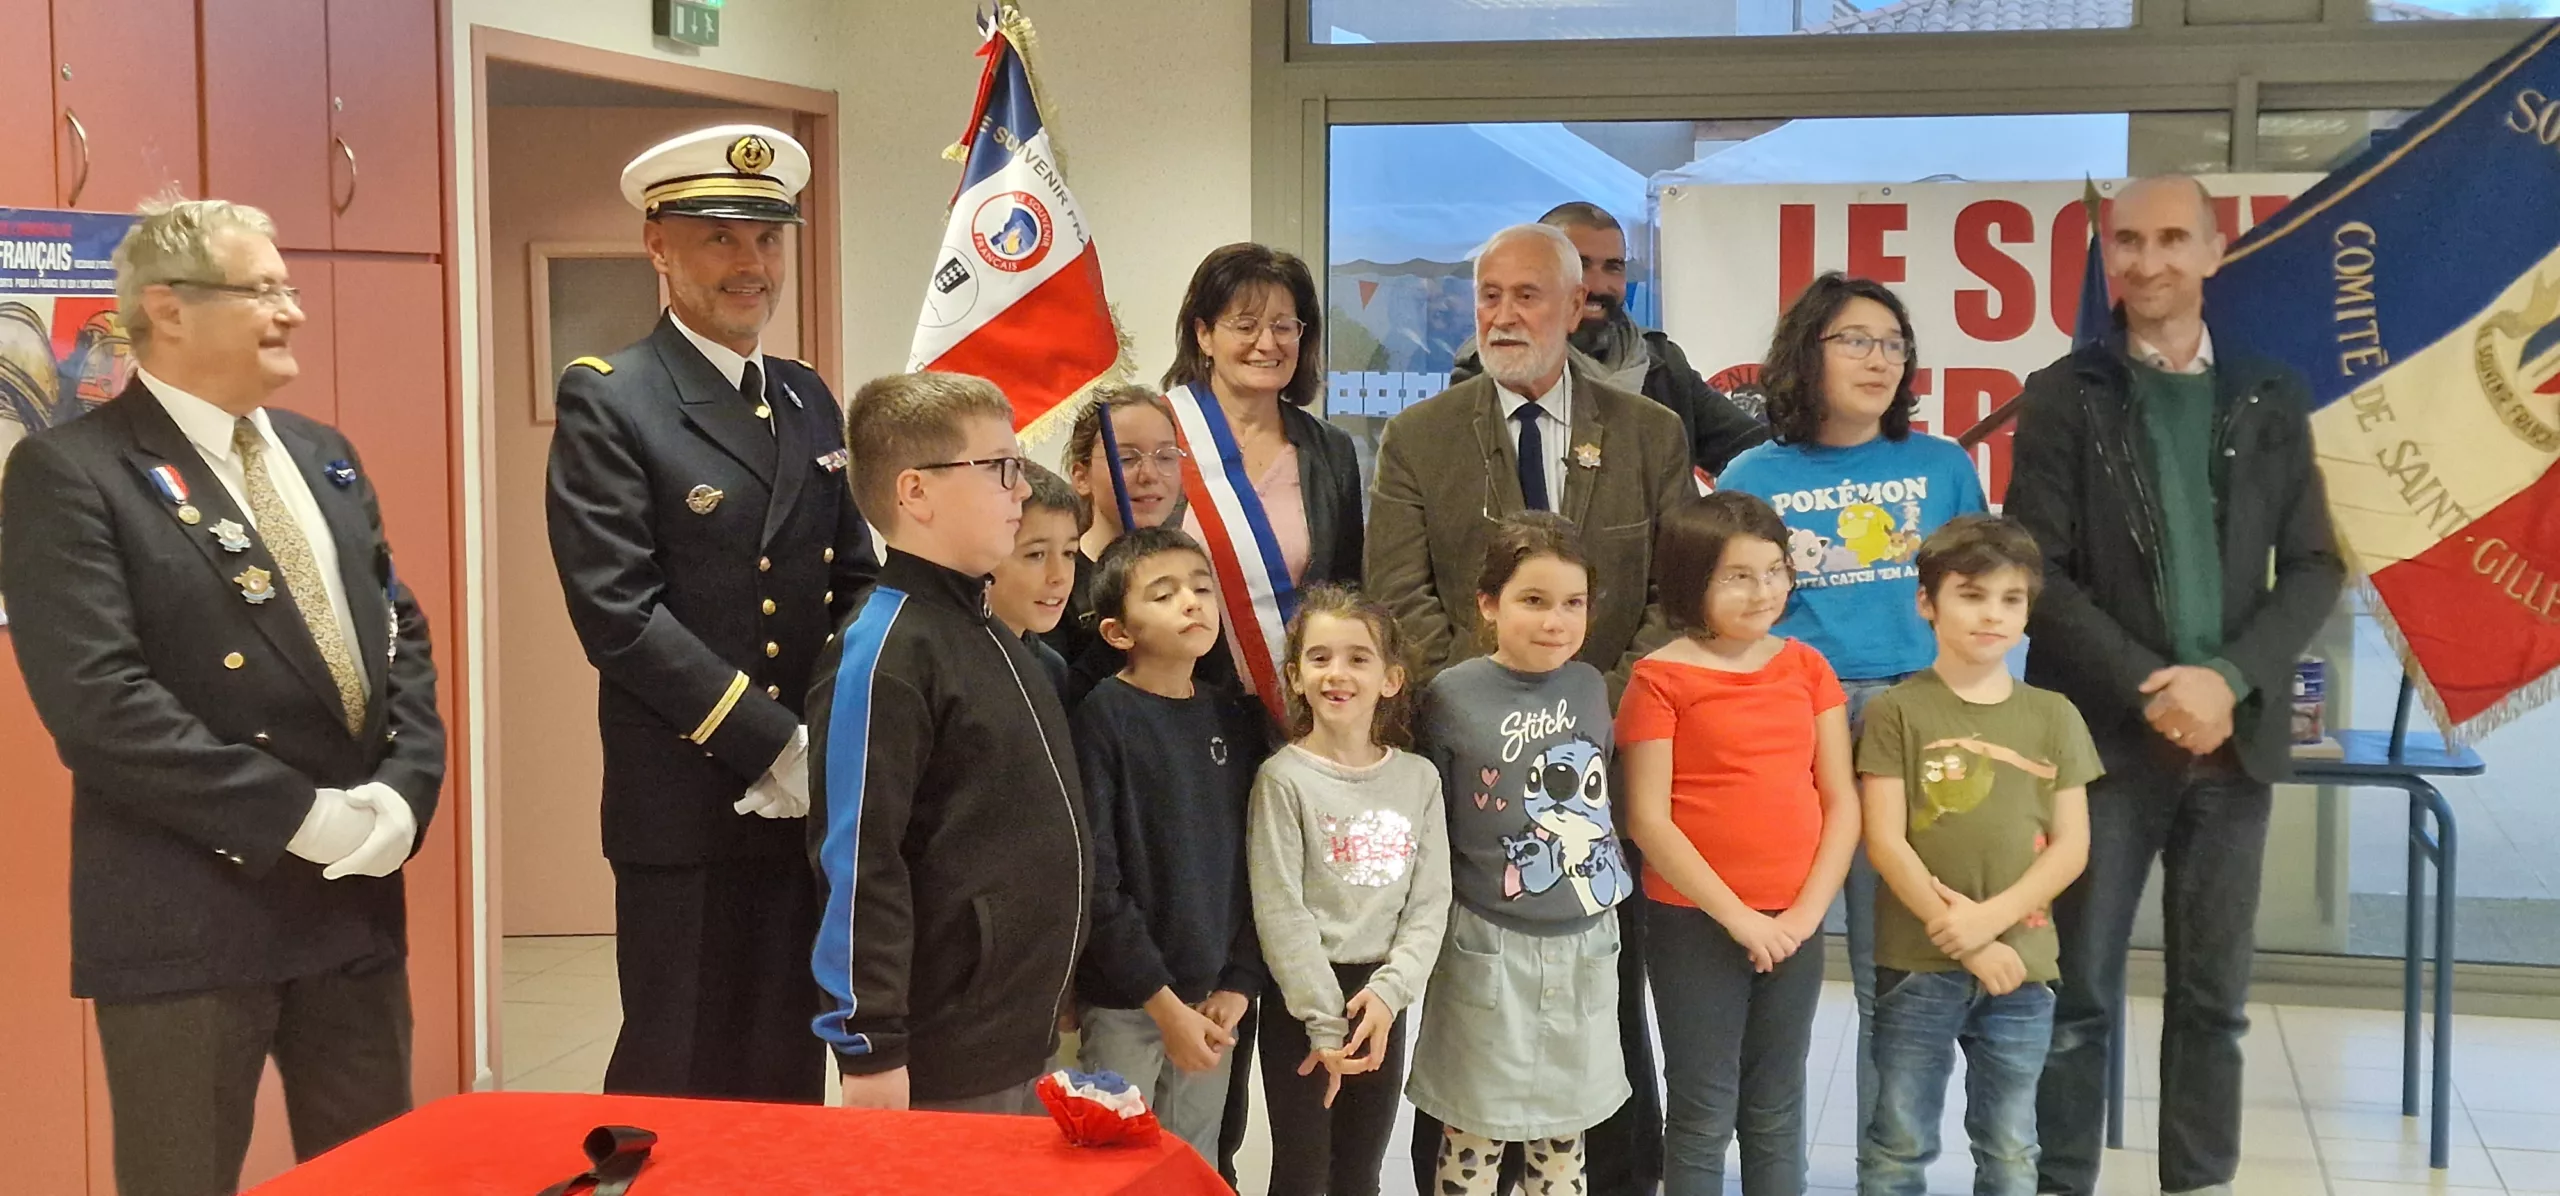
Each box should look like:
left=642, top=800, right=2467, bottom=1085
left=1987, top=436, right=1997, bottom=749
left=1495, top=735, right=1634, bottom=914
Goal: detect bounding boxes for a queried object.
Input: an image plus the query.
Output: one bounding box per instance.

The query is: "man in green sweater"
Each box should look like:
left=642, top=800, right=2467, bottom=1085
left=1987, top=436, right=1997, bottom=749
left=2005, top=175, right=2345, bottom=1196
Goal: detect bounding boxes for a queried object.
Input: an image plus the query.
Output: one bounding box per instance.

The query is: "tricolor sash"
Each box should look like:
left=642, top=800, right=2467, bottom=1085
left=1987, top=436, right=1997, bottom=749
left=1163, top=384, right=1298, bottom=720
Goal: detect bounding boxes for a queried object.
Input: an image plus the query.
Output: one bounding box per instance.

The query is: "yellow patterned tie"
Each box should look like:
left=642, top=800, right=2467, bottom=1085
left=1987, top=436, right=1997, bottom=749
left=234, top=417, right=368, bottom=734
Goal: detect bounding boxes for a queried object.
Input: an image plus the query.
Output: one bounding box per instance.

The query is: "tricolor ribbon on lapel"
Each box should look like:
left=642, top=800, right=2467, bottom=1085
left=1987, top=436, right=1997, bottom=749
left=146, top=463, right=189, bottom=505
left=1163, top=383, right=1297, bottom=721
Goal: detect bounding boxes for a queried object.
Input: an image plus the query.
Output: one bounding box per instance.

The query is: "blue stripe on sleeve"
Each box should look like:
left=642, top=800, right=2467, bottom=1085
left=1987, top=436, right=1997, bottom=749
left=809, top=588, right=907, bottom=1055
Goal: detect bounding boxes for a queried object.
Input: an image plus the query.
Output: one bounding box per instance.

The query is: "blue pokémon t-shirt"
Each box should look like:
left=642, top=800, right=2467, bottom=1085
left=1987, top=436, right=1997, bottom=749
left=1718, top=433, right=1989, bottom=681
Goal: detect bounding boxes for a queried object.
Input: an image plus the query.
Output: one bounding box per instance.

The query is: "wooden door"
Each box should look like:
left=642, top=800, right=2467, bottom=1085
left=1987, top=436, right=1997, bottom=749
left=0, top=640, right=90, bottom=1196
left=50, top=0, right=198, bottom=212
left=203, top=0, right=331, bottom=246
left=268, top=256, right=337, bottom=423
left=325, top=0, right=441, bottom=253
left=329, top=259, right=467, bottom=1104
left=0, top=0, right=54, bottom=207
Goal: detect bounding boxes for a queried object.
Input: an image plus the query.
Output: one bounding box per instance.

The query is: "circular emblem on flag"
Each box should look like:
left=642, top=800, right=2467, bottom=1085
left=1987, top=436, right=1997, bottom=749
left=970, top=191, right=1054, bottom=274
left=2473, top=274, right=2560, bottom=454
left=1706, top=361, right=1770, bottom=424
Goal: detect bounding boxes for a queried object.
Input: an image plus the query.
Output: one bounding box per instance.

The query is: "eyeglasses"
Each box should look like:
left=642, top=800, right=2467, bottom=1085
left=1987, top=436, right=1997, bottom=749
left=1218, top=316, right=1306, bottom=344
left=1115, top=446, right=1189, bottom=475
left=170, top=280, right=304, bottom=309
left=1711, top=564, right=1797, bottom=592
left=914, top=455, right=1025, bottom=490
left=1822, top=331, right=1911, bottom=363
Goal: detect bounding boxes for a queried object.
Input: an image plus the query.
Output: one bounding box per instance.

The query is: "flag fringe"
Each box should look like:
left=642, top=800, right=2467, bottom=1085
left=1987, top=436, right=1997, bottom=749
left=2350, top=575, right=2558, bottom=748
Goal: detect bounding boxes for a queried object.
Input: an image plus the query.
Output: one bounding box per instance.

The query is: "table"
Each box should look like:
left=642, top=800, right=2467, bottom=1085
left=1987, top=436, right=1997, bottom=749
left=245, top=1091, right=1231, bottom=1195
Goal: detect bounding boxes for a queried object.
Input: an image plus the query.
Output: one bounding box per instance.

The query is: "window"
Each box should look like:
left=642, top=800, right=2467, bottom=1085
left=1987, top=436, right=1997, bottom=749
left=2257, top=108, right=2417, bottom=171
left=2372, top=0, right=2560, bottom=19
left=1311, top=0, right=2134, bottom=42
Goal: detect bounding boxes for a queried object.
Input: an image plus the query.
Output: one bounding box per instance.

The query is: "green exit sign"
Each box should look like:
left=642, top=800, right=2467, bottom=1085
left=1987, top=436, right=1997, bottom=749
left=655, top=0, right=722, bottom=47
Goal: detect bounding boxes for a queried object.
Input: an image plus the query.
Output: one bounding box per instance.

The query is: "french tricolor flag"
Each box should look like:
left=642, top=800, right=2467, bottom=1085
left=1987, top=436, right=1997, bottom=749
left=908, top=6, right=1122, bottom=435
left=2210, top=18, right=2560, bottom=740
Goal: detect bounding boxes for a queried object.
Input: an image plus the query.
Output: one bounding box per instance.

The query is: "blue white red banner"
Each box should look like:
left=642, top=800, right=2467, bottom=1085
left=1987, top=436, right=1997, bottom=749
left=1164, top=383, right=1298, bottom=721
left=909, top=9, right=1121, bottom=436
left=2209, top=18, right=2560, bottom=739
left=0, top=206, right=141, bottom=628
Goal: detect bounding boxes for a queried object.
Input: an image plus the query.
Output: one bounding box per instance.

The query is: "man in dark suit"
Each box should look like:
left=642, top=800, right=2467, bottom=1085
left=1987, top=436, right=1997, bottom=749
left=546, top=124, right=874, bottom=1102
left=1, top=198, right=444, bottom=1196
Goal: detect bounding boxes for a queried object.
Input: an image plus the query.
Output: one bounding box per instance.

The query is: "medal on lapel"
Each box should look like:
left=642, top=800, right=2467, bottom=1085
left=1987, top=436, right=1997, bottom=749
left=145, top=463, right=201, bottom=525
left=1573, top=442, right=1603, bottom=470
left=686, top=484, right=725, bottom=514
left=211, top=518, right=251, bottom=553
left=234, top=565, right=277, bottom=605
left=326, top=459, right=357, bottom=488
left=815, top=449, right=848, bottom=473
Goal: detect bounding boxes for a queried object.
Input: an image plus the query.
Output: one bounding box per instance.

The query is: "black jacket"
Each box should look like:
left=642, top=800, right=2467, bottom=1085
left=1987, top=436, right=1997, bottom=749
left=1073, top=677, right=1270, bottom=1009
left=2, top=382, right=444, bottom=1000
left=1451, top=330, right=1769, bottom=475
left=2005, top=326, right=2345, bottom=784
left=806, top=550, right=1091, bottom=1102
left=545, top=314, right=875, bottom=865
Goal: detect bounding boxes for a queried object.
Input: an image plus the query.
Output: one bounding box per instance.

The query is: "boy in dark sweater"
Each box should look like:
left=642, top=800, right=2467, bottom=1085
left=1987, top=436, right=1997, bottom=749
left=1073, top=525, right=1272, bottom=1161
left=989, top=462, right=1081, bottom=704
left=808, top=372, right=1090, bottom=1114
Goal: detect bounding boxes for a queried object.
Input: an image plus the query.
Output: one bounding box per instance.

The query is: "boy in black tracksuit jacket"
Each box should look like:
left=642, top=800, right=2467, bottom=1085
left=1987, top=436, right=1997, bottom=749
left=807, top=374, right=1090, bottom=1112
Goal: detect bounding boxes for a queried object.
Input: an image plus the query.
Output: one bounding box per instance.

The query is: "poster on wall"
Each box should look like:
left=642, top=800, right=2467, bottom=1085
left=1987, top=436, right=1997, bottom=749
left=0, top=207, right=142, bottom=628
left=1656, top=174, right=2320, bottom=504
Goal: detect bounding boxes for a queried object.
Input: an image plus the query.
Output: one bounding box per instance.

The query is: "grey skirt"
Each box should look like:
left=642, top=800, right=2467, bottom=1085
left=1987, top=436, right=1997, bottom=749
left=1405, top=902, right=1631, bottom=1141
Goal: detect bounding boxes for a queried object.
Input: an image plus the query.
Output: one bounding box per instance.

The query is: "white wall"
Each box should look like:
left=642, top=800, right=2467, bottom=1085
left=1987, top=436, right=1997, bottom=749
left=447, top=0, right=1254, bottom=1085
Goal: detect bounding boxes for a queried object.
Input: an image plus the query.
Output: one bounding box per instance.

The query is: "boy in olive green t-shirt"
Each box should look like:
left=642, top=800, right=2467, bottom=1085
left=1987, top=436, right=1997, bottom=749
left=1855, top=515, right=2100, bottom=1196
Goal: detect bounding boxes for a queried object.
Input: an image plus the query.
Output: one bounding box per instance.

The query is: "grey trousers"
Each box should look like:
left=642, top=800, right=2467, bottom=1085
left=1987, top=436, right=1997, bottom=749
left=91, top=956, right=414, bottom=1196
left=1079, top=1004, right=1237, bottom=1163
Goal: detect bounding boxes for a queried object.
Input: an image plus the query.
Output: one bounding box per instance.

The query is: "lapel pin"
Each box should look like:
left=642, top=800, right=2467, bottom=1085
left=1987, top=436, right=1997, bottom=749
left=816, top=449, right=849, bottom=473
left=325, top=460, right=357, bottom=488
left=178, top=504, right=202, bottom=525
left=211, top=518, right=251, bottom=553
left=782, top=381, right=804, bottom=409
left=686, top=484, right=725, bottom=515
left=234, top=565, right=277, bottom=605
left=1573, top=442, right=1603, bottom=470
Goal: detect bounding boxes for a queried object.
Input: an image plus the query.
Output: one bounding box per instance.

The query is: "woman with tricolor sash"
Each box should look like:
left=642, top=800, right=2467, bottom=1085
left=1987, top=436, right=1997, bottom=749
left=1158, top=242, right=1368, bottom=719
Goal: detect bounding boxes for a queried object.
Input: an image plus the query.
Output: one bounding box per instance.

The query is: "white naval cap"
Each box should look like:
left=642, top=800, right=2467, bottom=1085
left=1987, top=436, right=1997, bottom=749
left=619, top=123, right=810, bottom=225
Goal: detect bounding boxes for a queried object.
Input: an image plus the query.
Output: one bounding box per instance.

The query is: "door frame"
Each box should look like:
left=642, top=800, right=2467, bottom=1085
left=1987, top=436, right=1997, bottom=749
left=463, top=26, right=841, bottom=1087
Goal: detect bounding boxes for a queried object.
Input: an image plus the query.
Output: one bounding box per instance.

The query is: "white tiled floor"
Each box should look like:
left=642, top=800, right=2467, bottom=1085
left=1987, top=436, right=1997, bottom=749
left=503, top=935, right=2560, bottom=1194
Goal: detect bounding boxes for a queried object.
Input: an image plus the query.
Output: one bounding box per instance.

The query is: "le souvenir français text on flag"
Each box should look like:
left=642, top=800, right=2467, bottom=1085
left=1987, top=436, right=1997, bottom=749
left=2207, top=18, right=2560, bottom=740
left=908, top=5, right=1123, bottom=440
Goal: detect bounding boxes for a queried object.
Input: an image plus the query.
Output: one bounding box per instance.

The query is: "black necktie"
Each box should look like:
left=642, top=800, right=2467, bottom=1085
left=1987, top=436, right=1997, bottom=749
left=1513, top=401, right=1550, bottom=512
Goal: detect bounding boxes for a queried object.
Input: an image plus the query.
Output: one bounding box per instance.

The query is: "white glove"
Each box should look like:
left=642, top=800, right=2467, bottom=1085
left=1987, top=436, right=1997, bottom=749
left=733, top=726, right=811, bottom=819
left=287, top=788, right=373, bottom=865
left=323, top=782, right=418, bottom=880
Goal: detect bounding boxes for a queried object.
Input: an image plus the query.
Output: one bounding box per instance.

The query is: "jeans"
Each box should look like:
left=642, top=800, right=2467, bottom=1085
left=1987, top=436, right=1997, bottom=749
left=1860, top=969, right=2054, bottom=1196
left=1651, top=901, right=1825, bottom=1196
left=2036, top=764, right=2272, bottom=1196
left=1839, top=674, right=1903, bottom=1166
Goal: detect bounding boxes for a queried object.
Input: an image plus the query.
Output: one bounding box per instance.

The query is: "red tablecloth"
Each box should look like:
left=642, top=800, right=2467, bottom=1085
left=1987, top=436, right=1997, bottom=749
left=246, top=1091, right=1229, bottom=1195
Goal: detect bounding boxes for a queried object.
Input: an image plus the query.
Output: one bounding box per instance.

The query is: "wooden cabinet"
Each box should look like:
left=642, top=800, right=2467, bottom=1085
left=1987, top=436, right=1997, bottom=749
left=201, top=0, right=441, bottom=250
left=268, top=255, right=338, bottom=423
left=203, top=0, right=332, bottom=245
left=50, top=0, right=197, bottom=212
left=0, top=0, right=55, bottom=207
left=326, top=0, right=443, bottom=253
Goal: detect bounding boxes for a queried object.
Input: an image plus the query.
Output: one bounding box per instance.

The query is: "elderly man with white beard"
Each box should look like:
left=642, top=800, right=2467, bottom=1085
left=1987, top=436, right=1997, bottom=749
left=1366, top=221, right=1691, bottom=1196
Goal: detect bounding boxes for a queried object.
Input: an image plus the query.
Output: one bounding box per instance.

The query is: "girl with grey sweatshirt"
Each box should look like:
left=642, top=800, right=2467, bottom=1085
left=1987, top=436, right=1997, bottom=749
left=1248, top=584, right=1450, bottom=1196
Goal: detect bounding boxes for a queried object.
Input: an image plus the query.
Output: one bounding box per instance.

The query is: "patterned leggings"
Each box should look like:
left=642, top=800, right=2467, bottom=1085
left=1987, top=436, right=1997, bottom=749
left=1436, top=1126, right=1586, bottom=1195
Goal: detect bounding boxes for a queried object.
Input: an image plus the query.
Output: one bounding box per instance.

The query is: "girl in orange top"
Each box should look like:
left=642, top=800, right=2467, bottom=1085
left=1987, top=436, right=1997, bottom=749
left=1619, top=491, right=1863, bottom=1196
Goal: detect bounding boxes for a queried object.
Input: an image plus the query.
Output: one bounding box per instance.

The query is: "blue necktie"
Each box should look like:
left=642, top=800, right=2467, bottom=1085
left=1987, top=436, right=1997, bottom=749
left=1514, top=401, right=1550, bottom=512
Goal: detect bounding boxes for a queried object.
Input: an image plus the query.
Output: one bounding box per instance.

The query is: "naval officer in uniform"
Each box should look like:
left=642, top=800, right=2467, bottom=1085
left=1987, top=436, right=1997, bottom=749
left=546, top=124, right=875, bottom=1102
